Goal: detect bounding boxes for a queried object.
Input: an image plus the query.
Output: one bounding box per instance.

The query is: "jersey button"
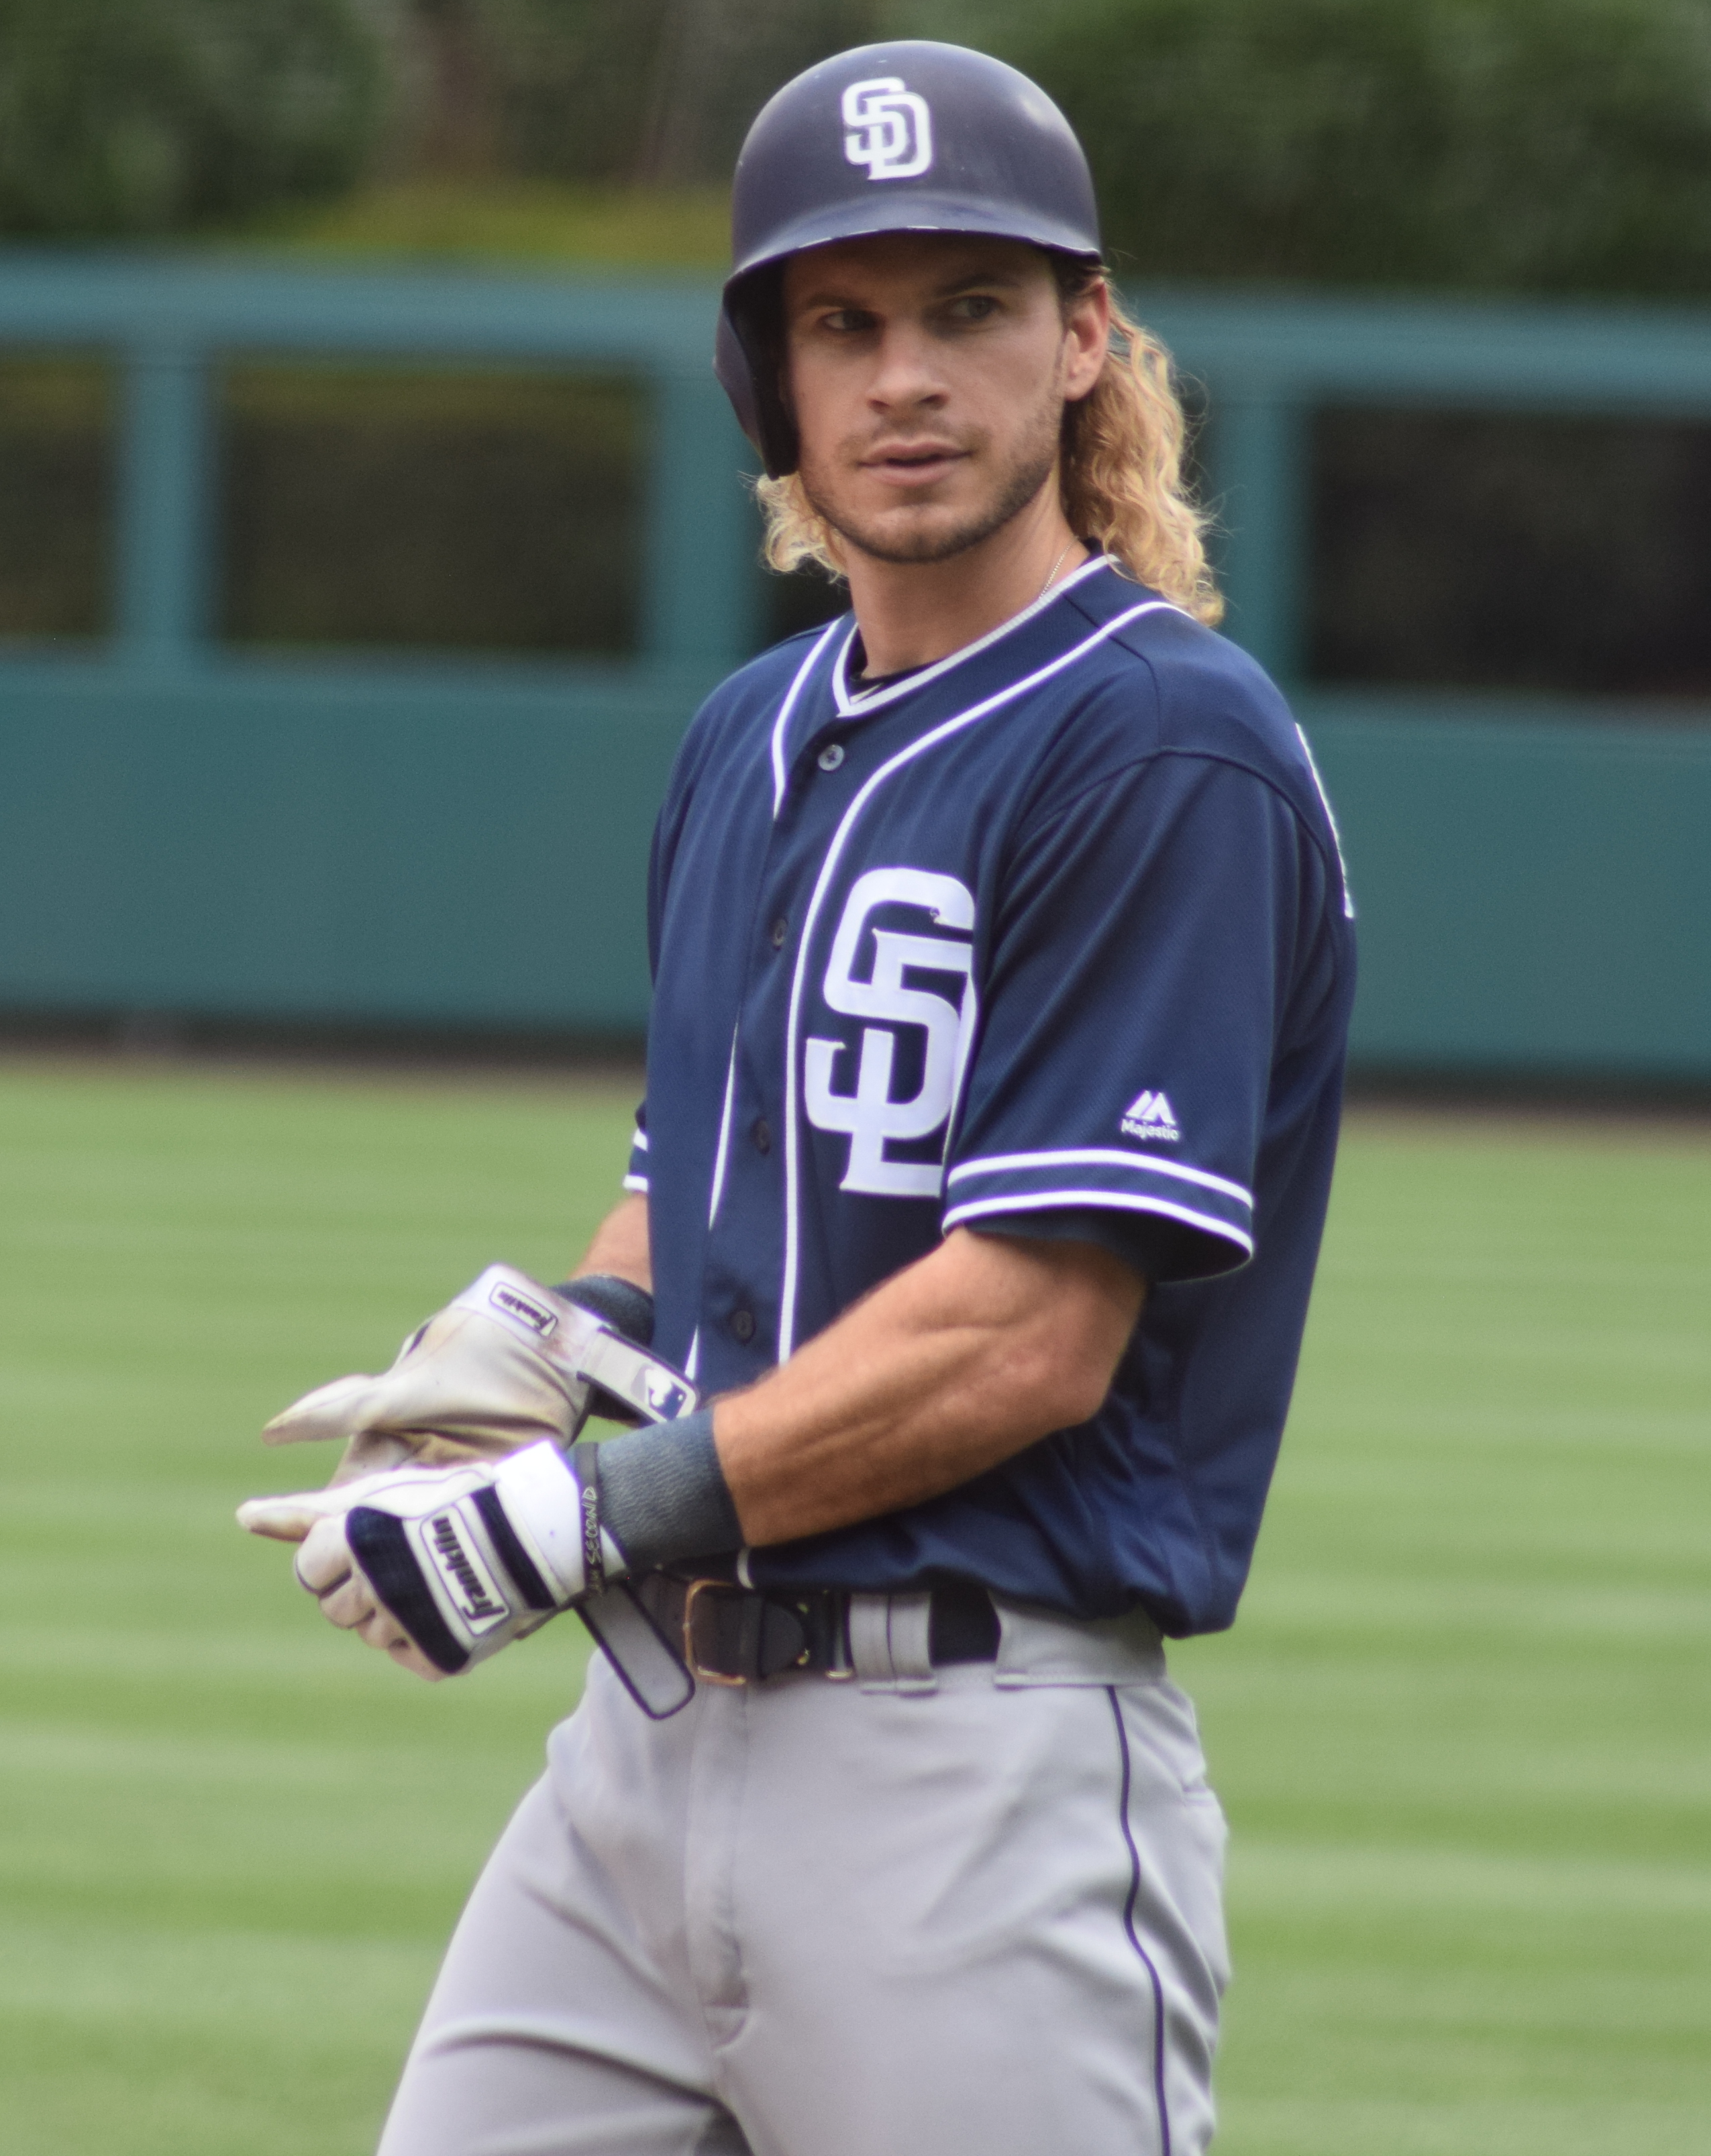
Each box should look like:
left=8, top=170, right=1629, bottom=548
left=817, top=742, right=845, bottom=771
left=769, top=915, right=788, bottom=949
left=751, top=1117, right=772, bottom=1154
left=729, top=1307, right=756, bottom=1344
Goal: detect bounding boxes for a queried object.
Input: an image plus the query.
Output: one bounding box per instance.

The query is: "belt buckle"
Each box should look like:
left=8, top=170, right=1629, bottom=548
left=682, top=1577, right=750, bottom=1687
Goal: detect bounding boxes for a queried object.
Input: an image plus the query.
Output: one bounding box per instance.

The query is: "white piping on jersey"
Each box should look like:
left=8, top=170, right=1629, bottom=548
left=771, top=620, right=846, bottom=816
left=631, top=1126, right=649, bottom=1151
left=778, top=598, right=1188, bottom=1362
left=706, top=1029, right=739, bottom=1228
left=684, top=1034, right=738, bottom=1386
left=1293, top=722, right=1356, bottom=920
left=833, top=554, right=1114, bottom=719
left=947, top=1147, right=1252, bottom=1208
left=941, top=1187, right=1255, bottom=1256
left=622, top=1173, right=650, bottom=1193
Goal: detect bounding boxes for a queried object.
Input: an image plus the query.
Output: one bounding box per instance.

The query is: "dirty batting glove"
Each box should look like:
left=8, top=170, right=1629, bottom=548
left=260, top=1264, right=694, bottom=1484
left=237, top=1441, right=622, bottom=1680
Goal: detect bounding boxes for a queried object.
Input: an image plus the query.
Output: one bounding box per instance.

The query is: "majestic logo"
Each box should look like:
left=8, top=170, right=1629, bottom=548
left=841, top=76, right=933, bottom=182
left=422, top=1511, right=511, bottom=1632
left=489, top=1280, right=557, bottom=1338
left=805, top=867, right=976, bottom=1197
left=1121, top=1089, right=1180, bottom=1143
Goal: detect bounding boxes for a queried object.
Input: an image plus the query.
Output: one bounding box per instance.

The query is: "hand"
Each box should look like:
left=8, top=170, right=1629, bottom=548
left=262, top=1264, right=696, bottom=1483
left=238, top=1442, right=619, bottom=1680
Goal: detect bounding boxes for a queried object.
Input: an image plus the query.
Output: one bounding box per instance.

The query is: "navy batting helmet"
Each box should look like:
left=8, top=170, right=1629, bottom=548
left=715, top=42, right=1102, bottom=478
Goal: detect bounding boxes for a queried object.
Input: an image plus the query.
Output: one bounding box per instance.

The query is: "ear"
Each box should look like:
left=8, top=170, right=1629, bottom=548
left=1061, top=280, right=1111, bottom=406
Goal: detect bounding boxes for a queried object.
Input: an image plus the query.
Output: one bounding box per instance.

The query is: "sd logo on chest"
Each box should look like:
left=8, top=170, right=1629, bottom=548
left=803, top=867, right=977, bottom=1197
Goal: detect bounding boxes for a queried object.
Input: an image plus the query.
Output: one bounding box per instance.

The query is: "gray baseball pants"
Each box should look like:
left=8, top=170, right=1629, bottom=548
left=377, top=1595, right=1230, bottom=2156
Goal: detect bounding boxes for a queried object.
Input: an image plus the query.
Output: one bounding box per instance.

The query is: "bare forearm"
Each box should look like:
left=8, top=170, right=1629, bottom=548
left=716, top=1228, right=1143, bottom=1548
left=570, top=1193, right=652, bottom=1291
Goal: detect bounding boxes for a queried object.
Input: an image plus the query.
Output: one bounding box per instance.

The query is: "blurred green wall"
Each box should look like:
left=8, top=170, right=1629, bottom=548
left=1, top=259, right=1707, bottom=1082
left=1, top=663, right=1707, bottom=1080
left=1307, top=704, right=1711, bottom=1079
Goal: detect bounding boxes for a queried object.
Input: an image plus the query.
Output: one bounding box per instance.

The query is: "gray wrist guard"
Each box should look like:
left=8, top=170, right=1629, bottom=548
left=585, top=1407, right=743, bottom=1570
left=554, top=1274, right=655, bottom=1347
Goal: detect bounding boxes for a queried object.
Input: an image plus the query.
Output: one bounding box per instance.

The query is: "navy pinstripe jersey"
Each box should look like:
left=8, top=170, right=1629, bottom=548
left=625, top=556, right=1356, bottom=1633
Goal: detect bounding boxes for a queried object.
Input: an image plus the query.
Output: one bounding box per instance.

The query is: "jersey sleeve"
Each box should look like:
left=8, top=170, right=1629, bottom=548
left=943, top=751, right=1335, bottom=1282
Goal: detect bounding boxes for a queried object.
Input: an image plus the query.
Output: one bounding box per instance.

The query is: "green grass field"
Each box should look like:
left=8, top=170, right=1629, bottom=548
left=1, top=1060, right=1706, bottom=2155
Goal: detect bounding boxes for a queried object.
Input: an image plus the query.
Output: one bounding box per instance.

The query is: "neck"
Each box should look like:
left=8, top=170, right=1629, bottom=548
left=843, top=484, right=1087, bottom=678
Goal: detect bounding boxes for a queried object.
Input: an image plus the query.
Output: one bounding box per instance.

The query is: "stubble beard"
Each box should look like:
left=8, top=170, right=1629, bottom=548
left=798, top=390, right=1066, bottom=569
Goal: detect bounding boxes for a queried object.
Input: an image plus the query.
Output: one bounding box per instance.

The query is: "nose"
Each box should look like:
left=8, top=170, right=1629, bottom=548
left=864, top=318, right=947, bottom=416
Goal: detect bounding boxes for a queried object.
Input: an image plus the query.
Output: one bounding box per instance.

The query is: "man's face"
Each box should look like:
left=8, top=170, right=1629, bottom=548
left=780, top=232, right=1106, bottom=568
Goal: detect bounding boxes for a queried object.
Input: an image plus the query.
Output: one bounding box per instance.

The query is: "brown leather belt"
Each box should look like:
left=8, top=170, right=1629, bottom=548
left=635, top=1573, right=1000, bottom=1686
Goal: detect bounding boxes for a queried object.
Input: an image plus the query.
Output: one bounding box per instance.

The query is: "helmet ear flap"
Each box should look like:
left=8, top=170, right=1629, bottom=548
left=716, top=270, right=797, bottom=479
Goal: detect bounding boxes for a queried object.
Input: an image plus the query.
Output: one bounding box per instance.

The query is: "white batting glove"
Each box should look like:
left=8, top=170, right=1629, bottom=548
left=238, top=1442, right=620, bottom=1680
left=262, top=1263, right=696, bottom=1483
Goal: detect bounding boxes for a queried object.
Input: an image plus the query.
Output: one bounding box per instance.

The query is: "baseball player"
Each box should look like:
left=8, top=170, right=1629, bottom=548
left=241, top=40, right=1355, bottom=2156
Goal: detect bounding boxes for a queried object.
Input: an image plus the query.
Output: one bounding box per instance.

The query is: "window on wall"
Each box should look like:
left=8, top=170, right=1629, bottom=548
left=0, top=358, right=113, bottom=643
left=219, top=366, right=643, bottom=655
left=1310, top=409, right=1711, bottom=701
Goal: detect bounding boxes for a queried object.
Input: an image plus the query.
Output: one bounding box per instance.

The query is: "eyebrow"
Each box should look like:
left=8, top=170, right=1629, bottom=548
left=790, top=268, right=1028, bottom=313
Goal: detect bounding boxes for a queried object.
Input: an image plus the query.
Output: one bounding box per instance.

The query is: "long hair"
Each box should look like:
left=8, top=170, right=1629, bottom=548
left=754, top=262, right=1223, bottom=626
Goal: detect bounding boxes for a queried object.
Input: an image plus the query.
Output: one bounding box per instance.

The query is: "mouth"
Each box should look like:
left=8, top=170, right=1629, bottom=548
left=858, top=443, right=968, bottom=489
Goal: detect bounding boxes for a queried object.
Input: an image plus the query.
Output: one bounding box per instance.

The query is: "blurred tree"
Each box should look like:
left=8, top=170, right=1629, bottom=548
left=1006, top=0, right=1711, bottom=296
left=391, top=0, right=879, bottom=186
left=630, top=0, right=879, bottom=184
left=0, top=0, right=386, bottom=235
left=401, top=0, right=501, bottom=174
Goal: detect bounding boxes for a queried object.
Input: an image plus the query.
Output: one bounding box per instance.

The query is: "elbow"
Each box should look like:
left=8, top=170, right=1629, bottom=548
left=1051, top=1354, right=1120, bottom=1431
left=1013, top=1326, right=1124, bottom=1434
left=949, top=1224, right=1144, bottom=1442
left=1031, top=1277, right=1141, bottom=1431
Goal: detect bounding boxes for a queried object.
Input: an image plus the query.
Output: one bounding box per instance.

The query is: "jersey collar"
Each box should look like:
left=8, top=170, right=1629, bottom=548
left=829, top=552, right=1117, bottom=720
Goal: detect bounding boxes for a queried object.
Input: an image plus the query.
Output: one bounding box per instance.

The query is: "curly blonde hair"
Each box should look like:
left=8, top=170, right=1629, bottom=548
left=754, top=263, right=1223, bottom=626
